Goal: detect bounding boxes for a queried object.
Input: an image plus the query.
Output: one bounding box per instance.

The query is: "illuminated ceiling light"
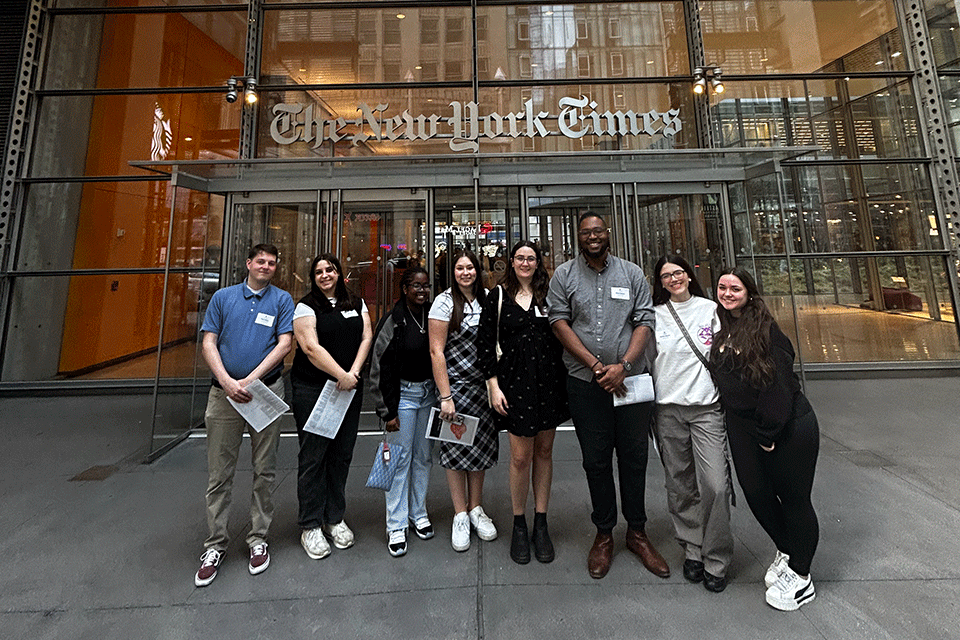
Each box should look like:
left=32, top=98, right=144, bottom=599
left=647, top=60, right=654, bottom=65
left=415, top=65, right=422, bottom=70
left=244, top=79, right=258, bottom=104
left=545, top=10, right=554, bottom=15
left=397, top=13, right=405, bottom=19
left=184, top=136, right=193, bottom=142
left=692, top=67, right=706, bottom=95
left=875, top=60, right=884, bottom=65
left=299, top=67, right=306, bottom=72
left=844, top=76, right=850, bottom=81
left=711, top=73, right=725, bottom=94
left=892, top=51, right=902, bottom=58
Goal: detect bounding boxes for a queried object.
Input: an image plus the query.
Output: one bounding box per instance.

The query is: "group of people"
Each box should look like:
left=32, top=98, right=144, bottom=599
left=193, top=211, right=821, bottom=613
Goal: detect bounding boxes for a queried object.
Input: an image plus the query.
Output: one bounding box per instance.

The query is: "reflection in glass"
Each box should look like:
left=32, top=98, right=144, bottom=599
left=742, top=256, right=959, bottom=362
left=44, top=12, right=245, bottom=89
left=527, top=194, right=611, bottom=276
left=701, top=0, right=904, bottom=74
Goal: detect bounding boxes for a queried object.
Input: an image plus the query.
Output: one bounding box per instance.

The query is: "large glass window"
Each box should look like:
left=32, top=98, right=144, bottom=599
left=701, top=0, right=905, bottom=74
left=480, top=3, right=688, bottom=81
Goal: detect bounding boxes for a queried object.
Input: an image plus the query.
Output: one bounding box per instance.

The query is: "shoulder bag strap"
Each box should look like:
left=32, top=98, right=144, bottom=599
left=665, top=300, right=710, bottom=369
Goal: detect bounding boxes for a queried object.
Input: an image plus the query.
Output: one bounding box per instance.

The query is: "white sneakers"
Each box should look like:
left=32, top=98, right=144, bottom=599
left=301, top=527, right=331, bottom=559
left=388, top=529, right=408, bottom=557
left=322, top=521, right=355, bottom=549
left=468, top=506, right=498, bottom=541
left=451, top=512, right=471, bottom=551
left=765, top=550, right=790, bottom=588
left=765, top=565, right=816, bottom=611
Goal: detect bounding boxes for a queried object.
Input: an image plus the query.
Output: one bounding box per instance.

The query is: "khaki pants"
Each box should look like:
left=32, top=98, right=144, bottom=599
left=656, top=402, right=734, bottom=577
left=203, top=377, right=284, bottom=551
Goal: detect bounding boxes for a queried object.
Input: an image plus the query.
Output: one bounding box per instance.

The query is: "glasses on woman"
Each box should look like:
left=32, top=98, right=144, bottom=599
left=659, top=269, right=686, bottom=282
left=513, top=255, right=537, bottom=264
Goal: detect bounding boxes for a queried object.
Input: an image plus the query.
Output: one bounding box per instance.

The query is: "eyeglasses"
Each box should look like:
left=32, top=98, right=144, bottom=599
left=578, top=227, right=609, bottom=238
left=659, top=269, right=686, bottom=282
left=407, top=283, right=430, bottom=291
left=513, top=255, right=537, bottom=263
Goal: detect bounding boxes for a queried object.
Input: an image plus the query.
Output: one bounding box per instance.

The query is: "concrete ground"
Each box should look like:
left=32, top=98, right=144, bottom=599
left=1, top=377, right=958, bottom=639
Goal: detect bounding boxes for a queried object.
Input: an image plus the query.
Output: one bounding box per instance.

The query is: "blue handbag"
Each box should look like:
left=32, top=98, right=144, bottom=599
left=365, top=436, right=407, bottom=491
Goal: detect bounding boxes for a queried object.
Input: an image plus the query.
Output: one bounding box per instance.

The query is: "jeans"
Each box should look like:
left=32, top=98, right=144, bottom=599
left=293, top=378, right=362, bottom=530
left=203, top=376, right=284, bottom=551
left=385, top=379, right=436, bottom=533
left=566, top=375, right=653, bottom=532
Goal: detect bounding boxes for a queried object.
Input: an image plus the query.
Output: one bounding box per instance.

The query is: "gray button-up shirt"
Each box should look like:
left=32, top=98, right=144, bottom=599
left=547, top=253, right=655, bottom=382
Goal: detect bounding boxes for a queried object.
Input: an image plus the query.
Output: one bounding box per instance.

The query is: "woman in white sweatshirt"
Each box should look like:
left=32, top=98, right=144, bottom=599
left=651, top=255, right=733, bottom=593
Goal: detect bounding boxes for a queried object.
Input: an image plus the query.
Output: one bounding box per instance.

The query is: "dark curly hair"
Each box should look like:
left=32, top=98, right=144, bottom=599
left=709, top=266, right=776, bottom=389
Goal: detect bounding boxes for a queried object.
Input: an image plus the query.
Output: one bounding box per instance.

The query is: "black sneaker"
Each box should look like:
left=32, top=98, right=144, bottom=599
left=703, top=570, right=727, bottom=593
left=682, top=559, right=705, bottom=583
left=410, top=517, right=435, bottom=540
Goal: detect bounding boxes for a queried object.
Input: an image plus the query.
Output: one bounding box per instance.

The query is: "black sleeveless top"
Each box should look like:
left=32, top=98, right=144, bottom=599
left=292, top=297, right=364, bottom=385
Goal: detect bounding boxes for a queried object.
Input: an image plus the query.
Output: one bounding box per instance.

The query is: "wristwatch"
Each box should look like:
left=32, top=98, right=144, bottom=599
left=619, top=359, right=633, bottom=373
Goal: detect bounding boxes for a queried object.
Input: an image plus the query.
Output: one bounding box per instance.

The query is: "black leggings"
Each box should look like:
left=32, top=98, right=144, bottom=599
left=727, top=409, right=820, bottom=576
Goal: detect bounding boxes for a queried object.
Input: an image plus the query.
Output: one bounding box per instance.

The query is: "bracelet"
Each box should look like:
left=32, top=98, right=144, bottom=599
left=439, top=394, right=453, bottom=401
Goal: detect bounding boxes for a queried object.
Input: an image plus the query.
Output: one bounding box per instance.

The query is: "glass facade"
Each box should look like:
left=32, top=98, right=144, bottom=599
left=4, top=0, right=960, bottom=453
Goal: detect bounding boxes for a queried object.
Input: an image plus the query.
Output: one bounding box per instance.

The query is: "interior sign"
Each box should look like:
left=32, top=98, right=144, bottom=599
left=270, top=96, right=681, bottom=152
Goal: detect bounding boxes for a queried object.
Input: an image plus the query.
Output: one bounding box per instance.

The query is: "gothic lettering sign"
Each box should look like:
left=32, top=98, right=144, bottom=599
left=270, top=96, right=681, bottom=153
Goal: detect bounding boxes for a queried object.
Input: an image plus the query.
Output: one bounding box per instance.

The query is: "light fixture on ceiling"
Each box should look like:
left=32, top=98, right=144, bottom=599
left=225, top=76, right=259, bottom=106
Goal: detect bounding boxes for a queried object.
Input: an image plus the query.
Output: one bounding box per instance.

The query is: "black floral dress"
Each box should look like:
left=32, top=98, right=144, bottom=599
left=477, top=286, right=570, bottom=437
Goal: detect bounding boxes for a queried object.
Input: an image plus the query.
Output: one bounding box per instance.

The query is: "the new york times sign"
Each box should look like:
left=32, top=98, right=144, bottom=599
left=270, top=95, right=681, bottom=153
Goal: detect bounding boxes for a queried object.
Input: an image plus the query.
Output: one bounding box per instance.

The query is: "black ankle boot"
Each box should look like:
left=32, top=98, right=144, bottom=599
left=531, top=512, right=555, bottom=563
left=510, top=516, right=530, bottom=564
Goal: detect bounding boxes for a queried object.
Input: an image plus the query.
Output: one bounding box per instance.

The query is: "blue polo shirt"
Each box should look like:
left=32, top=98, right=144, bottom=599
left=201, top=282, right=295, bottom=380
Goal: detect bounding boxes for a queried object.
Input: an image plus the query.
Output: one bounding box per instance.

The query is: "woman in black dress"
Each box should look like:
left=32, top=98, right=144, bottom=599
left=478, top=241, right=569, bottom=564
left=292, top=254, right=373, bottom=560
left=711, top=266, right=820, bottom=611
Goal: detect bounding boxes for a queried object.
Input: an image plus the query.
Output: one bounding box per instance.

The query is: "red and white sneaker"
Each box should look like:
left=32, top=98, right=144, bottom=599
left=249, top=542, right=270, bottom=575
left=194, top=548, right=223, bottom=587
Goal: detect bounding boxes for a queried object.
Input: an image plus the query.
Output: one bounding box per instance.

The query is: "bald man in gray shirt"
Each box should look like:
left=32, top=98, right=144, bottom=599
left=547, top=212, right=670, bottom=580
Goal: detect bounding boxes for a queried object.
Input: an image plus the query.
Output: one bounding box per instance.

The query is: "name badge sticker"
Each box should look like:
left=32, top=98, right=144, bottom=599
left=610, top=286, right=630, bottom=300
left=255, top=313, right=276, bottom=328
left=534, top=306, right=547, bottom=318
left=342, top=309, right=359, bottom=318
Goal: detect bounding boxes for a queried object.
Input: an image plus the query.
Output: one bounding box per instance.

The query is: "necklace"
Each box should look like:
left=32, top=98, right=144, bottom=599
left=409, top=305, right=426, bottom=334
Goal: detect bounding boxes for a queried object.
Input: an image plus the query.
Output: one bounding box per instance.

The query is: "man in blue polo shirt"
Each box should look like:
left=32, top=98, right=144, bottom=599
left=194, top=244, right=295, bottom=587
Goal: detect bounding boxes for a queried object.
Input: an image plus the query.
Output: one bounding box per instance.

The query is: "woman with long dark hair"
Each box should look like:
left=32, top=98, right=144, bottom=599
left=370, top=266, right=437, bottom=557
left=650, top=255, right=733, bottom=592
left=428, top=249, right=498, bottom=552
left=292, top=253, right=373, bottom=560
left=710, top=266, right=820, bottom=611
left=478, top=241, right=568, bottom=564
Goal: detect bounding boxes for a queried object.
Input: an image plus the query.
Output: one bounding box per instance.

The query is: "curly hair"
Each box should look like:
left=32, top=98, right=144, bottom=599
left=500, top=241, right=549, bottom=312
left=709, top=266, right=776, bottom=389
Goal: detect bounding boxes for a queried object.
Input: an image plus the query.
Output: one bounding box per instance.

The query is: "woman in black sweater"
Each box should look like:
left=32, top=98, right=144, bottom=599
left=710, top=266, right=820, bottom=612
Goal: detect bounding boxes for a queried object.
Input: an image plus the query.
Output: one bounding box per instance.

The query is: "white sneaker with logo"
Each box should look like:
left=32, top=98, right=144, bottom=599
left=468, top=505, right=498, bottom=541
left=765, top=566, right=816, bottom=611
left=451, top=511, right=471, bottom=552
left=764, top=550, right=790, bottom=588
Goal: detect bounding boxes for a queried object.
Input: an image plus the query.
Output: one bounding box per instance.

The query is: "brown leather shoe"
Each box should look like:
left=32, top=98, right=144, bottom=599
left=626, top=528, right=670, bottom=578
left=587, top=531, right=614, bottom=579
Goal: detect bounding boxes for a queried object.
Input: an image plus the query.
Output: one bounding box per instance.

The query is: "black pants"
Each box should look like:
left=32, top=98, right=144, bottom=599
left=292, top=379, right=362, bottom=530
left=727, top=408, right=820, bottom=576
left=566, top=375, right=653, bottom=532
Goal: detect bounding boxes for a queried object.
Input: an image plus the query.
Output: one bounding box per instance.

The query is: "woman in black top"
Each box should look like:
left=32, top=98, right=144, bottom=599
left=292, top=254, right=373, bottom=561
left=370, top=267, right=437, bottom=557
left=478, top=241, right=569, bottom=565
left=710, top=266, right=820, bottom=612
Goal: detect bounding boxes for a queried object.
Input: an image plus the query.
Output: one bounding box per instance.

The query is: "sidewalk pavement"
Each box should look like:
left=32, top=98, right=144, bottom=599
left=1, top=377, right=958, bottom=639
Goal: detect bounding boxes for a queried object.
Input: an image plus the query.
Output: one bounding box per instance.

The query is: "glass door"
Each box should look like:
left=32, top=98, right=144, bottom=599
left=338, top=189, right=429, bottom=327
left=526, top=186, right=614, bottom=277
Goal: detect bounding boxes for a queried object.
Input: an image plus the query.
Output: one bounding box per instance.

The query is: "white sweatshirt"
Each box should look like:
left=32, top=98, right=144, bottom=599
left=652, top=296, right=720, bottom=406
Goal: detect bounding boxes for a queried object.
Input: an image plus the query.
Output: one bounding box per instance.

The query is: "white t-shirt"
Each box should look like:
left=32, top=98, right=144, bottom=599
left=652, top=295, right=720, bottom=406
left=428, top=289, right=481, bottom=329
left=294, top=298, right=369, bottom=320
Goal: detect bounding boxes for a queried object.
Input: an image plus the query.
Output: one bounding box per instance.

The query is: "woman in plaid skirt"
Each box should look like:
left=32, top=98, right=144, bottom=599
left=428, top=249, right=499, bottom=552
